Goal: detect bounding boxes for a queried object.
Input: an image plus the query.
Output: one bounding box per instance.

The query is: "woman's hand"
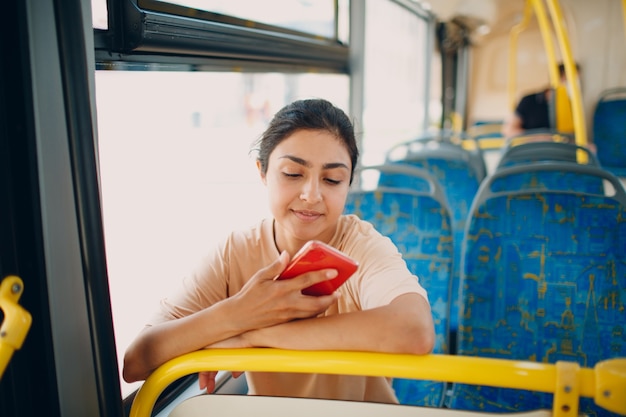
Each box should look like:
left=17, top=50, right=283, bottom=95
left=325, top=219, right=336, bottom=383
left=123, top=252, right=340, bottom=384
left=198, top=370, right=244, bottom=393
left=228, top=251, right=339, bottom=330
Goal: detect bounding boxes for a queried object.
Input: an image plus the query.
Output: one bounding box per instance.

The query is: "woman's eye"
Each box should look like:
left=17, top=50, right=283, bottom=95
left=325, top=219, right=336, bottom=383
left=282, top=172, right=301, bottom=178
left=325, top=178, right=342, bottom=185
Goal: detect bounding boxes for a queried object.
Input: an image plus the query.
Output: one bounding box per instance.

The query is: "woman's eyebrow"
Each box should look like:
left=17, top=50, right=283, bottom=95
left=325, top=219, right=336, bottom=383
left=280, top=155, right=309, bottom=167
left=279, top=155, right=349, bottom=170
left=323, top=162, right=350, bottom=170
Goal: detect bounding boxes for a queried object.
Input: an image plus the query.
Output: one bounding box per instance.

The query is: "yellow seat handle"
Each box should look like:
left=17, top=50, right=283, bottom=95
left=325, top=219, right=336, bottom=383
left=594, top=358, right=626, bottom=415
left=0, top=275, right=32, bottom=379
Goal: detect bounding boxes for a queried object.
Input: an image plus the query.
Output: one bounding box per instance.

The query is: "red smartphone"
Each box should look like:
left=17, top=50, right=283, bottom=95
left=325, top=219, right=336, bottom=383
left=277, top=240, right=359, bottom=296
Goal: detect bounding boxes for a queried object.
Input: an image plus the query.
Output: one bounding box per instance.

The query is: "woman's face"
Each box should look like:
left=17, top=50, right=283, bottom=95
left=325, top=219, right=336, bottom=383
left=259, top=129, right=352, bottom=254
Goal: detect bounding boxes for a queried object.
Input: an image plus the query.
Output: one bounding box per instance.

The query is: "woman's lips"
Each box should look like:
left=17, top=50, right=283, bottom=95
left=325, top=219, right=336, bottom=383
left=293, top=209, right=322, bottom=222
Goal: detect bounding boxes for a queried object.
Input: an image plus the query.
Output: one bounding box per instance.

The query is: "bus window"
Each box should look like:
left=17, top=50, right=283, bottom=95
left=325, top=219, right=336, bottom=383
left=154, top=0, right=340, bottom=39
left=92, top=0, right=107, bottom=29
left=95, top=70, right=349, bottom=396
left=360, top=0, right=433, bottom=166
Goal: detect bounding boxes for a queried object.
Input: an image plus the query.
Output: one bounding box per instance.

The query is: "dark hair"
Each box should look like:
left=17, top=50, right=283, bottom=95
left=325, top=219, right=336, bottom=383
left=558, top=62, right=580, bottom=78
left=254, top=98, right=359, bottom=184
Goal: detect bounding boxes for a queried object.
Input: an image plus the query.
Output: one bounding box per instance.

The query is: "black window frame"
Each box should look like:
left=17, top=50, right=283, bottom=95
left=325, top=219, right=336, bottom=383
left=95, top=0, right=349, bottom=72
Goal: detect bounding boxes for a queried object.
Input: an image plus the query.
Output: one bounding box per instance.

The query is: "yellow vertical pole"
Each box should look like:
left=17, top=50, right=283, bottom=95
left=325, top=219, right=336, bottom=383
left=623, top=0, right=626, bottom=43
left=530, top=0, right=560, bottom=87
left=509, top=0, right=534, bottom=110
left=545, top=0, right=588, bottom=159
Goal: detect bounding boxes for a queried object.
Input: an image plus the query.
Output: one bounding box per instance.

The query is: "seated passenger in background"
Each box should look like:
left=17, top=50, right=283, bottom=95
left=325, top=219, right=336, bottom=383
left=502, top=63, right=589, bottom=148
left=122, top=98, right=435, bottom=403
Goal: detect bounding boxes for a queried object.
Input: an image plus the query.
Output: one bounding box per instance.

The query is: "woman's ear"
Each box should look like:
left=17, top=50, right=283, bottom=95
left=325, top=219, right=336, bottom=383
left=256, top=160, right=267, bottom=184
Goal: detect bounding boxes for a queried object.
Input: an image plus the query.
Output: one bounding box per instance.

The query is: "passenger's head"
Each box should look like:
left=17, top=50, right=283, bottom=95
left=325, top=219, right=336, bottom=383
left=255, top=98, right=359, bottom=184
left=558, top=62, right=580, bottom=81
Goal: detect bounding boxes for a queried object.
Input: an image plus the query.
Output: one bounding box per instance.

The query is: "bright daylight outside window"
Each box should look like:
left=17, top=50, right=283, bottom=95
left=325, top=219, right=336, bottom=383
left=153, top=0, right=338, bottom=38
left=95, top=71, right=349, bottom=396
left=361, top=0, right=430, bottom=166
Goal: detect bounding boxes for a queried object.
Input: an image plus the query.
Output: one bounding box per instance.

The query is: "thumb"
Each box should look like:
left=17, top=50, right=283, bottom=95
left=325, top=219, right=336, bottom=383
left=265, top=250, right=290, bottom=279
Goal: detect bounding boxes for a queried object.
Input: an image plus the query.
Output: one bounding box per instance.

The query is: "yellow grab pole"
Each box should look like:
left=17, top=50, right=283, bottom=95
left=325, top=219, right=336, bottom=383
left=530, top=0, right=560, bottom=87
left=623, top=0, right=626, bottom=44
left=545, top=0, right=587, bottom=160
left=509, top=0, right=533, bottom=110
left=129, top=349, right=626, bottom=417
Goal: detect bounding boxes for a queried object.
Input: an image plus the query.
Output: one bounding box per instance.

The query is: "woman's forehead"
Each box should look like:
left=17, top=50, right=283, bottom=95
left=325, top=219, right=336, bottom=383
left=271, top=130, right=351, bottom=165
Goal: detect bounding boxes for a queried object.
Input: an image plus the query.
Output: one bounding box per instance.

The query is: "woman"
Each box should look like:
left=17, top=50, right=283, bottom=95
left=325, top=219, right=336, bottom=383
left=123, top=98, right=434, bottom=403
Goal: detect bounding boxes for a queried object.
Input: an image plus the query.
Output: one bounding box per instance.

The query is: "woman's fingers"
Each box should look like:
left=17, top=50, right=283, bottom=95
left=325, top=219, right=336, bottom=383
left=198, top=370, right=245, bottom=393
left=198, top=370, right=218, bottom=392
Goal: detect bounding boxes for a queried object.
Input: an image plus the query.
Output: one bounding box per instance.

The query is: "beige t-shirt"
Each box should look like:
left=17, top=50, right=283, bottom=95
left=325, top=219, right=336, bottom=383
left=149, top=214, right=429, bottom=403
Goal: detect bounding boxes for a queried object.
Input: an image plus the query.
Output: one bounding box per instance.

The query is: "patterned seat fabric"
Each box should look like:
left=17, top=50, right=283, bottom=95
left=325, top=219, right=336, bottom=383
left=449, top=164, right=626, bottom=417
left=490, top=167, right=605, bottom=195
left=385, top=156, right=481, bottom=337
left=345, top=172, right=453, bottom=407
left=497, top=141, right=599, bottom=169
left=593, top=88, right=626, bottom=176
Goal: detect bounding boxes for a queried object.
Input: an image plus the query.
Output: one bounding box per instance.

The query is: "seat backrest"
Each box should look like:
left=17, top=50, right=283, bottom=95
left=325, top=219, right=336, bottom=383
left=448, top=163, right=626, bottom=416
left=345, top=165, right=453, bottom=407
left=593, top=87, right=626, bottom=171
left=386, top=134, right=487, bottom=182
left=362, top=163, right=435, bottom=193
left=505, top=130, right=575, bottom=147
left=384, top=138, right=483, bottom=337
left=493, top=157, right=605, bottom=196
left=497, top=141, right=599, bottom=170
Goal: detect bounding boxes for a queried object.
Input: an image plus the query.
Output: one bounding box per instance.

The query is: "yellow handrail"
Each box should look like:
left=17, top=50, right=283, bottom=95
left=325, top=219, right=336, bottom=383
left=508, top=0, right=533, bottom=110
left=0, top=276, right=32, bottom=379
left=527, top=0, right=568, bottom=136
left=529, top=0, right=560, bottom=87
left=545, top=0, right=587, bottom=155
left=508, top=0, right=560, bottom=110
left=623, top=0, right=626, bottom=44
left=508, top=0, right=586, bottom=162
left=129, top=349, right=626, bottom=417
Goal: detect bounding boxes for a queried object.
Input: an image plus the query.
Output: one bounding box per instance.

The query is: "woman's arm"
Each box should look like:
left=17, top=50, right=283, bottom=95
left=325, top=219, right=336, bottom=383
left=212, top=292, right=435, bottom=355
left=122, top=252, right=340, bottom=382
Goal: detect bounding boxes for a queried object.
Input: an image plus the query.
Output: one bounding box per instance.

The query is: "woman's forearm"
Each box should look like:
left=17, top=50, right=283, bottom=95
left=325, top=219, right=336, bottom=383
left=246, top=293, right=434, bottom=355
left=123, top=298, right=244, bottom=382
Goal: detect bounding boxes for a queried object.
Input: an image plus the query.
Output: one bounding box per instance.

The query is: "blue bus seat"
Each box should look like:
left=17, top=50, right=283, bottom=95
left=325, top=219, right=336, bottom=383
left=505, top=129, right=575, bottom=147
left=467, top=121, right=505, bottom=142
left=471, top=120, right=504, bottom=126
left=386, top=131, right=487, bottom=182
left=345, top=165, right=453, bottom=407
left=494, top=142, right=605, bottom=194
left=593, top=87, right=626, bottom=177
left=384, top=137, right=483, bottom=340
left=369, top=163, right=435, bottom=193
left=490, top=163, right=606, bottom=195
left=448, top=163, right=626, bottom=416
left=497, top=141, right=599, bottom=170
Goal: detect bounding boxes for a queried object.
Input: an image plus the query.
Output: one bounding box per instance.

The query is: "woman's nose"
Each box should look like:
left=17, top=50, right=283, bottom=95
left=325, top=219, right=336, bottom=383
left=300, top=178, right=322, bottom=203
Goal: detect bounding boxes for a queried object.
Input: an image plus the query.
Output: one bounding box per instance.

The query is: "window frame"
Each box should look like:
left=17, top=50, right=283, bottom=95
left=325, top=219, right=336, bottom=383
left=95, top=0, right=349, bottom=72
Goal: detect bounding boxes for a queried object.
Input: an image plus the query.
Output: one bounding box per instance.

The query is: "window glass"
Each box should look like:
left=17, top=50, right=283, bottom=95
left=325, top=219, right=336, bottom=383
left=151, top=0, right=338, bottom=39
left=92, top=0, right=349, bottom=43
left=429, top=52, right=443, bottom=128
left=92, top=0, right=107, bottom=29
left=95, top=70, right=349, bottom=396
left=360, top=0, right=430, bottom=165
